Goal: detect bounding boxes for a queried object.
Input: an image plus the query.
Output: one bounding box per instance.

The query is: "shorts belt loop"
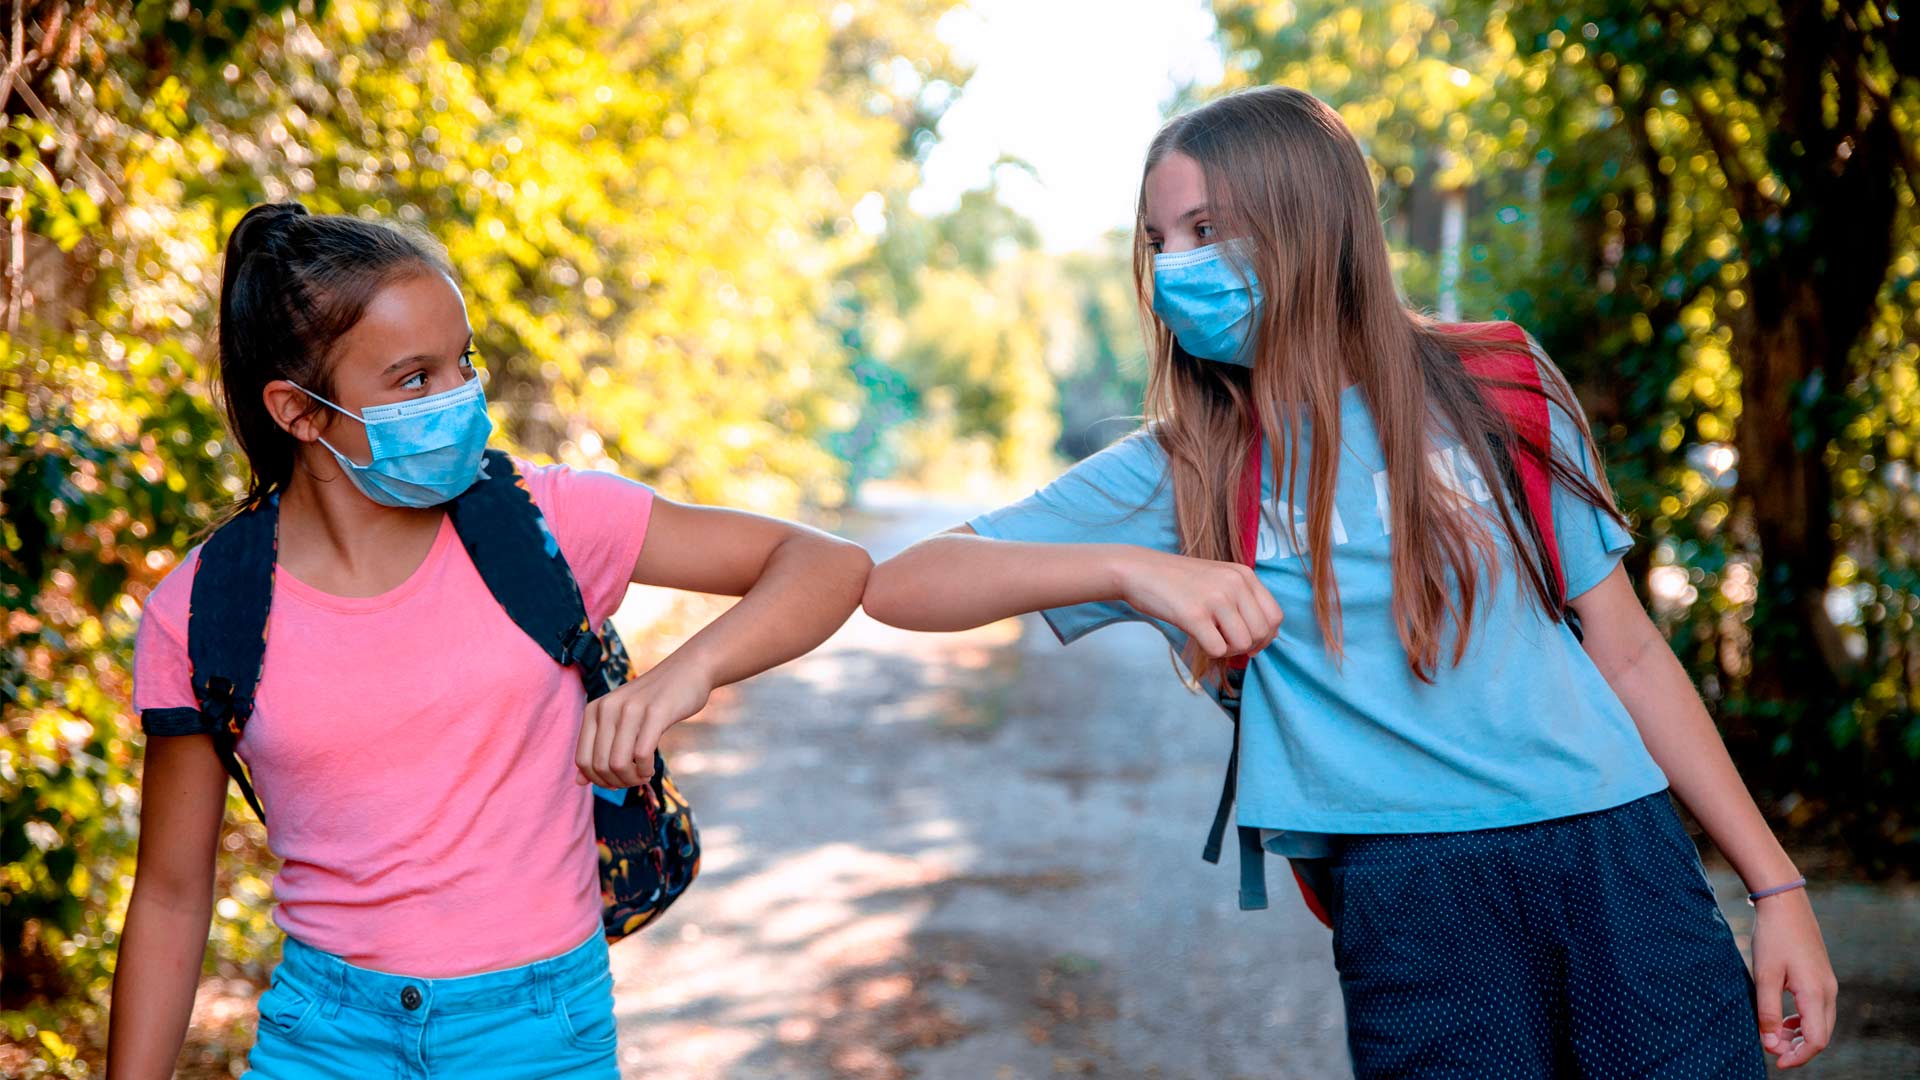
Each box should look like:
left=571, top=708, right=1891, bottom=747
left=532, top=960, right=556, bottom=1016
left=320, top=957, right=347, bottom=1020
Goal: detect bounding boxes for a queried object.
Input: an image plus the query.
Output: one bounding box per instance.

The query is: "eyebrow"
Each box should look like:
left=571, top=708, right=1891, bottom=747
left=382, top=332, right=474, bottom=376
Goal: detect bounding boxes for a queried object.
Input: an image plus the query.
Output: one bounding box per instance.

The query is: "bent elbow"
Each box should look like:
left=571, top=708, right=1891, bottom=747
left=860, top=558, right=916, bottom=629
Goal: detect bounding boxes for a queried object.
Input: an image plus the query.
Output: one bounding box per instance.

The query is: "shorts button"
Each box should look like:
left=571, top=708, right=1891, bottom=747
left=400, top=985, right=422, bottom=1010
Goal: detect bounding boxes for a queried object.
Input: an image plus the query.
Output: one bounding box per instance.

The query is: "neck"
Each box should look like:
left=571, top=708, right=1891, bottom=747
left=276, top=450, right=442, bottom=578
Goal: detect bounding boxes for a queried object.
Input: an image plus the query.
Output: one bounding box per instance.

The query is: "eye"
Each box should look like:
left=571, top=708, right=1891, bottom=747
left=459, top=347, right=476, bottom=371
left=1196, top=222, right=1216, bottom=241
left=400, top=370, right=429, bottom=391
left=1147, top=239, right=1164, bottom=254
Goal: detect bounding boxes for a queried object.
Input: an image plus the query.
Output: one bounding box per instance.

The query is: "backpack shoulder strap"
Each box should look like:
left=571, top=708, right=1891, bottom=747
left=1211, top=330, right=1579, bottom=925
left=1201, top=429, right=1273, bottom=912
left=183, top=498, right=278, bottom=820
left=446, top=450, right=612, bottom=697
left=1452, top=321, right=1570, bottom=608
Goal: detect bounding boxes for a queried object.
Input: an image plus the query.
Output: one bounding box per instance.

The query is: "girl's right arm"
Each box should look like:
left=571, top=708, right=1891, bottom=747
left=863, top=525, right=1281, bottom=659
left=106, top=733, right=230, bottom=1080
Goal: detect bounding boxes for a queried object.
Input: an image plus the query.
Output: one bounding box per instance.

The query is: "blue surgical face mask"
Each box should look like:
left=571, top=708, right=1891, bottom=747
left=1151, top=238, right=1266, bottom=367
left=291, top=375, right=493, bottom=508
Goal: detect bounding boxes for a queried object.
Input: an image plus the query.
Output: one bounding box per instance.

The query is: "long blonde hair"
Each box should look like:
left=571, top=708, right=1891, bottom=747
left=1133, top=86, right=1623, bottom=684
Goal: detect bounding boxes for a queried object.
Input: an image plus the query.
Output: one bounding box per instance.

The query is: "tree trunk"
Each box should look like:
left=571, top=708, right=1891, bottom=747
left=1733, top=295, right=1851, bottom=704
left=1720, top=0, right=1903, bottom=715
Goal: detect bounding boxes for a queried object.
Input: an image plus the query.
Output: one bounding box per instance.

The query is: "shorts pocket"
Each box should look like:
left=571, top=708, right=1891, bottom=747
left=1639, top=793, right=1725, bottom=909
left=553, top=970, right=619, bottom=1053
left=1327, top=859, right=1449, bottom=989
left=254, top=972, right=321, bottom=1042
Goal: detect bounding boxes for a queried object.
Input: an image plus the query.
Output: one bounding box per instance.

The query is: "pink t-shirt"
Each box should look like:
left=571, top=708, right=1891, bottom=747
left=132, top=459, right=653, bottom=977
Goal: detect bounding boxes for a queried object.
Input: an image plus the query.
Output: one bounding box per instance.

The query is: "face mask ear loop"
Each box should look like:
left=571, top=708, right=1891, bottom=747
left=286, top=381, right=366, bottom=423
left=312, top=433, right=373, bottom=470
left=286, top=382, right=374, bottom=468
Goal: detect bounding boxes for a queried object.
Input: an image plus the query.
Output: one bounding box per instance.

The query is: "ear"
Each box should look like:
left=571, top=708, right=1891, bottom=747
left=262, top=380, right=328, bottom=442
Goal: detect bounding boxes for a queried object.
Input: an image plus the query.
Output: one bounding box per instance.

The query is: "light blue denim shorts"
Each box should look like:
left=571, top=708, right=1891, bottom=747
left=242, top=927, right=620, bottom=1079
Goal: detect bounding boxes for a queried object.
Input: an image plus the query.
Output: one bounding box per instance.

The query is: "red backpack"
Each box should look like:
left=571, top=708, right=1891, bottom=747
left=1203, top=321, right=1576, bottom=926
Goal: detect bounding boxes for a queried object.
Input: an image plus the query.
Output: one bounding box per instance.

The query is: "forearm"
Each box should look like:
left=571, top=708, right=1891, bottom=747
left=863, top=532, right=1131, bottom=631
left=106, top=889, right=214, bottom=1079
left=668, top=532, right=870, bottom=689
left=1608, top=632, right=1841, bottom=1063
left=1601, top=631, right=1799, bottom=890
left=1577, top=573, right=1832, bottom=1063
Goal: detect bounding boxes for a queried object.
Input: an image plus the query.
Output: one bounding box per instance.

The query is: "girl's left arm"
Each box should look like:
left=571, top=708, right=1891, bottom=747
left=574, top=499, right=871, bottom=790
left=1572, top=564, right=1837, bottom=1070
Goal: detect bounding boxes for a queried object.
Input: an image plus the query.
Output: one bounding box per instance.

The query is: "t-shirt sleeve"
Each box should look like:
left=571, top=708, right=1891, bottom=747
left=967, top=431, right=1179, bottom=644
left=520, top=460, right=656, bottom=627
left=1523, top=339, right=1633, bottom=600
left=133, top=550, right=207, bottom=735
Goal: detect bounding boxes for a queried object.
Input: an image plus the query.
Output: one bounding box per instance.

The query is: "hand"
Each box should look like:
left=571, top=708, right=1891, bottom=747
left=1113, top=547, right=1282, bottom=660
left=1751, top=887, right=1837, bottom=1068
left=574, top=653, right=714, bottom=789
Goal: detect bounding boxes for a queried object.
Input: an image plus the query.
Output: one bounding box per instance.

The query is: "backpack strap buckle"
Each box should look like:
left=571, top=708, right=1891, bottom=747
left=561, top=622, right=604, bottom=669
left=561, top=622, right=620, bottom=701
left=199, top=676, right=266, bottom=820
left=200, top=675, right=250, bottom=736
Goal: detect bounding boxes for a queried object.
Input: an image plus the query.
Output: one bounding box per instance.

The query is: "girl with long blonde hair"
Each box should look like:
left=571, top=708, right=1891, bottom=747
left=863, top=87, right=1836, bottom=1077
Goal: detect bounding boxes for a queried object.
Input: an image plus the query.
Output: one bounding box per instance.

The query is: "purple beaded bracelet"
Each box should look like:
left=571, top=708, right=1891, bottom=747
left=1746, top=877, right=1808, bottom=904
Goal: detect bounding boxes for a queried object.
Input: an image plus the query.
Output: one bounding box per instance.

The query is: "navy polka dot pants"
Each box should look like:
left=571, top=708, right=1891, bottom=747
left=1323, top=791, right=1766, bottom=1079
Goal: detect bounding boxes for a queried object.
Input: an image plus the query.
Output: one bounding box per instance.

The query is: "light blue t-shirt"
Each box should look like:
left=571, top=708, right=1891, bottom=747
left=970, top=383, right=1668, bottom=855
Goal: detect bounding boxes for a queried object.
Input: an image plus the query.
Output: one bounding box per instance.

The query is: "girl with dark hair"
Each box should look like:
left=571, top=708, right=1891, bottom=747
left=107, top=202, right=871, bottom=1077
left=863, top=87, right=1837, bottom=1077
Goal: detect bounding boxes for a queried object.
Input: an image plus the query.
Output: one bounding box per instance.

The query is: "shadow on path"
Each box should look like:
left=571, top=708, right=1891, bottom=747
left=612, top=492, right=1920, bottom=1080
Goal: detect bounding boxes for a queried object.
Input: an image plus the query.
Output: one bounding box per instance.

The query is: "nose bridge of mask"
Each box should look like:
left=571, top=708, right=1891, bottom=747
left=366, top=379, right=487, bottom=463
left=1153, top=238, right=1262, bottom=295
left=360, top=373, right=483, bottom=423
left=1154, top=241, right=1227, bottom=271
left=291, top=377, right=484, bottom=463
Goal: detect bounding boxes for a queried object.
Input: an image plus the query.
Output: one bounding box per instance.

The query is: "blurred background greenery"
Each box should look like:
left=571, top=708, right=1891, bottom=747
left=2, top=0, right=1915, bottom=1072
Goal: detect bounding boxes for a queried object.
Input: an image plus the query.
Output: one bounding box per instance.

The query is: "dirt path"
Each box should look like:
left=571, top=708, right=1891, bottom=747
left=609, top=490, right=1920, bottom=1080
left=608, top=489, right=1347, bottom=1078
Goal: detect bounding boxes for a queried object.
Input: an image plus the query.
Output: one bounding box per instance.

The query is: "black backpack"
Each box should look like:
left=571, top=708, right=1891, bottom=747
left=138, top=449, right=700, bottom=943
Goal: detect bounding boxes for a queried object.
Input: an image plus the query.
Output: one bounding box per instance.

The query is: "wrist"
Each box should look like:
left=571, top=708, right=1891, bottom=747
left=1747, top=876, right=1810, bottom=906
left=1729, top=843, right=1800, bottom=901
left=1099, top=545, right=1139, bottom=605
left=659, top=642, right=721, bottom=692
